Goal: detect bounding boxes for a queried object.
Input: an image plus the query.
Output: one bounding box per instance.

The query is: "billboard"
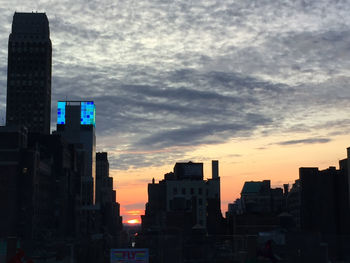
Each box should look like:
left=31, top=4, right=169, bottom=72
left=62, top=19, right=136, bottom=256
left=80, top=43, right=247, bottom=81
left=80, top=101, right=96, bottom=126
left=57, top=101, right=96, bottom=126
left=110, top=249, right=149, bottom=263
left=57, top=101, right=66, bottom=124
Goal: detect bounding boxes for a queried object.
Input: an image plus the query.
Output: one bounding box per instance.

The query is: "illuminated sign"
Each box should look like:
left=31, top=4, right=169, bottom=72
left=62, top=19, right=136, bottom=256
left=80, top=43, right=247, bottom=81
left=80, top=101, right=95, bottom=126
left=57, top=101, right=96, bottom=126
left=57, top=101, right=66, bottom=124
left=110, top=249, right=149, bottom=263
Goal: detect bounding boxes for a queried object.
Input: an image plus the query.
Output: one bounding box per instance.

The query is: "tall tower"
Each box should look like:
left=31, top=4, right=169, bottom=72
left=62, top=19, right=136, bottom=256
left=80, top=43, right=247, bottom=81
left=56, top=101, right=96, bottom=205
left=6, top=12, right=52, bottom=134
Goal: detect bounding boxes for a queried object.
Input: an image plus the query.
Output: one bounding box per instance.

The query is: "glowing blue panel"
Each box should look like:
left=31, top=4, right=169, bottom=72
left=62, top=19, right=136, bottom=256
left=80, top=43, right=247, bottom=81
left=57, top=101, right=66, bottom=124
left=81, top=101, right=95, bottom=126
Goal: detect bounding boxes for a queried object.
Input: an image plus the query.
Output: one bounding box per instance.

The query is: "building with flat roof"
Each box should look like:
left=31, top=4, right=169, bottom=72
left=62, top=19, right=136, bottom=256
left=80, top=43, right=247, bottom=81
left=240, top=180, right=286, bottom=214
left=142, top=160, right=222, bottom=232
left=6, top=12, right=52, bottom=134
left=139, top=161, right=224, bottom=263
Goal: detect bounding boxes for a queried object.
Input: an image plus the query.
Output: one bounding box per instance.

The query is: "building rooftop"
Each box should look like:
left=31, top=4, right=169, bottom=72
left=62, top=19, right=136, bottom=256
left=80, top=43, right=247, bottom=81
left=241, top=181, right=263, bottom=194
left=11, top=12, right=49, bottom=37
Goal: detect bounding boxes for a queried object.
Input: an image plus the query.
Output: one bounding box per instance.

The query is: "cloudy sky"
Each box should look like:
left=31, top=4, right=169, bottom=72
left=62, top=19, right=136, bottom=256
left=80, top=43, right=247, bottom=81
left=1, top=0, right=350, bottom=222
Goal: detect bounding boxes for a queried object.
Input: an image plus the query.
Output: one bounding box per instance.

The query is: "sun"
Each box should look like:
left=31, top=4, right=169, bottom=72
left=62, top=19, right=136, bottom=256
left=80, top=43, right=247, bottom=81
left=126, top=219, right=140, bottom=224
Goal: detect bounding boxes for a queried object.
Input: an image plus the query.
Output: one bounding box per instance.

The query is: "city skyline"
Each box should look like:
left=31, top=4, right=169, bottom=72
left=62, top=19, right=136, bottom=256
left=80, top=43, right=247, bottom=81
left=0, top=1, right=349, bottom=223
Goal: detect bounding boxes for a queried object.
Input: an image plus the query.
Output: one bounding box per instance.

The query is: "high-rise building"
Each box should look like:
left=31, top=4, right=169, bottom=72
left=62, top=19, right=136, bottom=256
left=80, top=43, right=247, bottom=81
left=6, top=12, right=52, bottom=134
left=96, top=152, right=123, bottom=244
left=298, top=156, right=350, bottom=261
left=56, top=101, right=96, bottom=205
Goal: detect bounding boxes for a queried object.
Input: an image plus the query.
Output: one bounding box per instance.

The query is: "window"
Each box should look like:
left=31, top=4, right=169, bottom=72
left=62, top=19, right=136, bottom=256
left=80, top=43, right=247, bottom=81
left=182, top=188, right=186, bottom=195
left=173, top=187, right=178, bottom=195
left=199, top=188, right=202, bottom=195
left=190, top=188, right=194, bottom=195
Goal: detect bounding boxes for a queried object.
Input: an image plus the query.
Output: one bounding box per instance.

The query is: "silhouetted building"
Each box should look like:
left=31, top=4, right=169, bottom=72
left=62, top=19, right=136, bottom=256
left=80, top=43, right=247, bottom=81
left=96, top=152, right=109, bottom=204
left=0, top=126, right=32, bottom=239
left=173, top=161, right=203, bottom=180
left=299, top=166, right=350, bottom=235
left=286, top=179, right=300, bottom=228
left=56, top=101, right=96, bottom=205
left=298, top=148, right=350, bottom=261
left=0, top=126, right=86, bottom=261
left=226, top=198, right=243, bottom=217
left=96, top=152, right=123, bottom=246
left=225, top=179, right=288, bottom=257
left=142, top=160, right=222, bottom=233
left=1, top=13, right=123, bottom=262
left=27, top=132, right=83, bottom=240
left=6, top=12, right=52, bottom=134
left=240, top=180, right=285, bottom=214
left=139, top=161, right=224, bottom=262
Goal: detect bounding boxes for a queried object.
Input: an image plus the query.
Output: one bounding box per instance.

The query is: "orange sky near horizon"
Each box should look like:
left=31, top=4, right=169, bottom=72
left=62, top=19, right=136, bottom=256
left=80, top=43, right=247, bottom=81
left=112, top=133, right=350, bottom=223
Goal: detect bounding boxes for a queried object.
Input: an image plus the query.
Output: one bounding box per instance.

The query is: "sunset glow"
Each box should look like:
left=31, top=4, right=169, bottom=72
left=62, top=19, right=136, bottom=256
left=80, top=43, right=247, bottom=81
left=126, top=219, right=141, bottom=225
left=126, top=210, right=144, bottom=216
left=115, top=134, right=350, bottom=222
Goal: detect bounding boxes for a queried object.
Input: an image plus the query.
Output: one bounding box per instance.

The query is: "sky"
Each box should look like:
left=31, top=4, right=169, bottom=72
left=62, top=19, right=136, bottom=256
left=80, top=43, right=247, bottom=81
left=1, top=0, right=350, bottom=223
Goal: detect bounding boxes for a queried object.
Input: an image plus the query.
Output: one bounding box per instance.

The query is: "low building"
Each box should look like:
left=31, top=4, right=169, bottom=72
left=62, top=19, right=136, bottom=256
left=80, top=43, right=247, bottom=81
left=142, top=160, right=222, bottom=234
left=139, top=160, right=224, bottom=263
left=241, top=180, right=285, bottom=214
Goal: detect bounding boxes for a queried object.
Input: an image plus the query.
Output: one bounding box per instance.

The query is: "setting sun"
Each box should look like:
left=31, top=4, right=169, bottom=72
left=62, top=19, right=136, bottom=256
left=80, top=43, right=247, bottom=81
left=126, top=219, right=141, bottom=225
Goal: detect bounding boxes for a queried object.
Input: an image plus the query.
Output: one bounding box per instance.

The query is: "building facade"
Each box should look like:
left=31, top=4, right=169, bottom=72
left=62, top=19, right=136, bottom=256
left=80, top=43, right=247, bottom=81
left=139, top=161, right=224, bottom=263
left=142, top=160, right=222, bottom=233
left=96, top=152, right=123, bottom=246
left=56, top=101, right=96, bottom=205
left=6, top=12, right=52, bottom=134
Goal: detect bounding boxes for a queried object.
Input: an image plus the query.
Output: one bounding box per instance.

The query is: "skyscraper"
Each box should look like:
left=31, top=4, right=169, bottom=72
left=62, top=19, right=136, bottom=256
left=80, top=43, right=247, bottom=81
left=6, top=12, right=52, bottom=134
left=56, top=101, right=96, bottom=205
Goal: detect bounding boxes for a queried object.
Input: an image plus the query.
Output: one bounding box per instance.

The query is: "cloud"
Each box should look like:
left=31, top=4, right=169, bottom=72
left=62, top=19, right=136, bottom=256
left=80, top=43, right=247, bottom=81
left=0, top=0, right=350, bottom=171
left=123, top=203, right=146, bottom=210
left=276, top=138, right=331, bottom=146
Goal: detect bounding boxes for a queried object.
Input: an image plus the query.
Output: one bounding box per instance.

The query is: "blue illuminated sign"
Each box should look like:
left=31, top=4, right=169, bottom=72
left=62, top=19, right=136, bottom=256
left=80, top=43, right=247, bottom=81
left=57, top=101, right=96, bottom=126
left=57, top=101, right=66, bottom=124
left=81, top=101, right=96, bottom=126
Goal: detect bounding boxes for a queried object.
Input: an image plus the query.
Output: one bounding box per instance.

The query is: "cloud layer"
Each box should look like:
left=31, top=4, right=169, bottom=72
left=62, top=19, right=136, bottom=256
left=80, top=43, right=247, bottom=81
left=0, top=0, right=349, bottom=170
